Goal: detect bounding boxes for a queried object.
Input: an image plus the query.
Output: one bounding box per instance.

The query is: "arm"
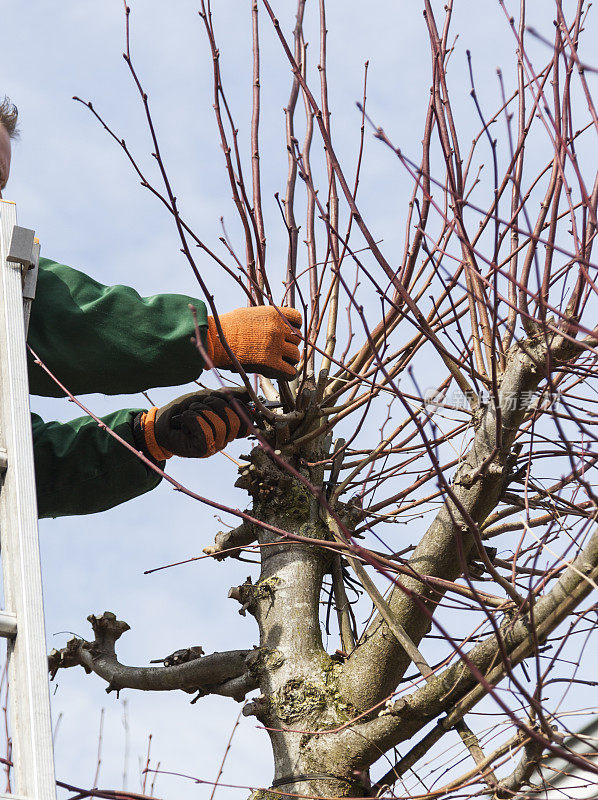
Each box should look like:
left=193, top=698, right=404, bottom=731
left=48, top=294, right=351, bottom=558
left=28, top=258, right=208, bottom=397
left=32, top=410, right=163, bottom=519
left=28, top=259, right=302, bottom=397
left=32, top=389, right=251, bottom=519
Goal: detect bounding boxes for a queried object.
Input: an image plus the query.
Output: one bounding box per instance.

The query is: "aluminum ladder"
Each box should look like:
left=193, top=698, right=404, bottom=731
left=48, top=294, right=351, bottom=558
left=0, top=200, right=56, bottom=799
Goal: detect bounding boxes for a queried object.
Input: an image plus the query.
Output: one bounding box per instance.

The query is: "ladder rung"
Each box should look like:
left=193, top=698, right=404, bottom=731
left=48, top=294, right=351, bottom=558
left=0, top=795, right=28, bottom=799
left=0, top=611, right=17, bottom=638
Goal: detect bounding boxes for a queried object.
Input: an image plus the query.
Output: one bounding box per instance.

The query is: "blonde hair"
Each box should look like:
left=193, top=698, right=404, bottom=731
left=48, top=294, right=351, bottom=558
left=0, top=97, right=19, bottom=139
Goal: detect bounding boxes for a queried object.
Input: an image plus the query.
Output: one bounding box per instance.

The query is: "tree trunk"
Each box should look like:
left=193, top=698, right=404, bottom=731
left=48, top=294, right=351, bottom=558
left=233, top=442, right=365, bottom=798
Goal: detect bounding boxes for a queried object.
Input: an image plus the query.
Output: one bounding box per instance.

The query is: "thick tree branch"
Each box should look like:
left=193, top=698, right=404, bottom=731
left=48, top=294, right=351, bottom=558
left=339, top=334, right=583, bottom=711
left=48, top=612, right=256, bottom=701
left=313, top=518, right=598, bottom=771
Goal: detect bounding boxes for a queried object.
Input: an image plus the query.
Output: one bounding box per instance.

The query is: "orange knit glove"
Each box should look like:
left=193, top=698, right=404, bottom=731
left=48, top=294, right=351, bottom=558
left=206, top=306, right=302, bottom=380
left=136, top=389, right=251, bottom=460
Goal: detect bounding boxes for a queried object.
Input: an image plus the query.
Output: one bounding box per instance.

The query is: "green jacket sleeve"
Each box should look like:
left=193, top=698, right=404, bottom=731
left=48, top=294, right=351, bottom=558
left=28, top=258, right=209, bottom=397
left=32, top=409, right=163, bottom=518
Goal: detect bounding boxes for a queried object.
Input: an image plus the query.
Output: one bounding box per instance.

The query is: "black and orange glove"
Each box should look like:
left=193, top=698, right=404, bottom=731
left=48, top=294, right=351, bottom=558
left=206, top=306, right=302, bottom=380
left=134, top=388, right=251, bottom=460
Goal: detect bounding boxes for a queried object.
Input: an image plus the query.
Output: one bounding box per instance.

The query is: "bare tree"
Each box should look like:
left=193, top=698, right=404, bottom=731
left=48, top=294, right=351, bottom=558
left=45, top=1, right=598, bottom=798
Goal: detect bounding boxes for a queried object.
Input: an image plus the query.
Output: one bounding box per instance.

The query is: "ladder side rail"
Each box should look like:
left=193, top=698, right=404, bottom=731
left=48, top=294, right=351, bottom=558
left=0, top=201, right=57, bottom=799
left=22, top=239, right=40, bottom=333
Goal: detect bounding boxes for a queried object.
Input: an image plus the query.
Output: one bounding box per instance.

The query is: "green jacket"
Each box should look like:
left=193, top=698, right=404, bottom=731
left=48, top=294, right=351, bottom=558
left=29, top=258, right=208, bottom=518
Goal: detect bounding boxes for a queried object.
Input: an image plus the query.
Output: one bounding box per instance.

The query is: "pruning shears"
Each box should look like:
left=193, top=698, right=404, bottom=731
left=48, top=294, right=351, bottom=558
left=246, top=398, right=285, bottom=427
left=247, top=398, right=285, bottom=412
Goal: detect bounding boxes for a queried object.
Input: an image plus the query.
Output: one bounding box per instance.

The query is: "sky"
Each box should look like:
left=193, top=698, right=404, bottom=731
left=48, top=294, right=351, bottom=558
left=3, top=1, right=597, bottom=798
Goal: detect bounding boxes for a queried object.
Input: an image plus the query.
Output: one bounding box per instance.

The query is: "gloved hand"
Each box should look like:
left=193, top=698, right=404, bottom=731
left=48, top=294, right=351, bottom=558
left=206, top=306, right=302, bottom=380
left=134, top=388, right=251, bottom=460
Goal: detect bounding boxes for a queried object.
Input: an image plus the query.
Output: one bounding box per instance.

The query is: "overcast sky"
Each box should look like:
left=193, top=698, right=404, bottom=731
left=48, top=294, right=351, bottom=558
left=3, top=1, right=595, bottom=797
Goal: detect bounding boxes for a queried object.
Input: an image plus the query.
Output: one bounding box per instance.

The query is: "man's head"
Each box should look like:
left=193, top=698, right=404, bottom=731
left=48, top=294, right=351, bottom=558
left=0, top=97, right=18, bottom=199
